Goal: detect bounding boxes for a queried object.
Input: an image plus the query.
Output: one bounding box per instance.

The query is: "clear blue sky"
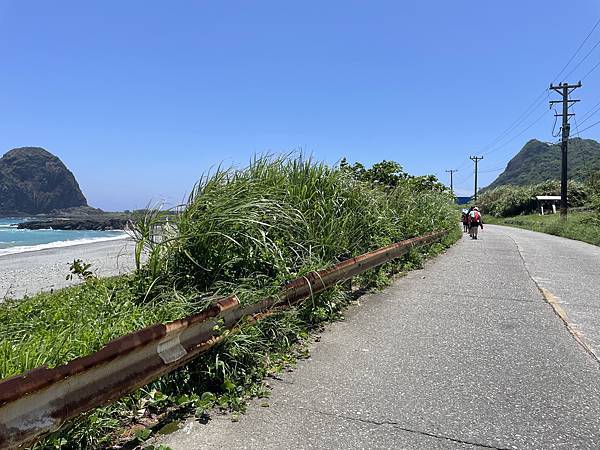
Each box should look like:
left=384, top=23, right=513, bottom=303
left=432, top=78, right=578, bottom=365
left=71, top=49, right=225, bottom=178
left=1, top=0, right=599, bottom=209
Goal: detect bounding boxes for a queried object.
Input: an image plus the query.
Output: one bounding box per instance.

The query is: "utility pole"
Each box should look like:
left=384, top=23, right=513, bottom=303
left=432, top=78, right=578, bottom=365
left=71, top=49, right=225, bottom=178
left=549, top=81, right=582, bottom=218
left=469, top=156, right=483, bottom=201
left=445, top=169, right=458, bottom=195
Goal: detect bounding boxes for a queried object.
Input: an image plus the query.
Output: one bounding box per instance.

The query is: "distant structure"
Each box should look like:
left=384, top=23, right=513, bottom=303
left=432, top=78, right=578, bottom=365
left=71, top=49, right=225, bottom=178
left=535, top=195, right=561, bottom=215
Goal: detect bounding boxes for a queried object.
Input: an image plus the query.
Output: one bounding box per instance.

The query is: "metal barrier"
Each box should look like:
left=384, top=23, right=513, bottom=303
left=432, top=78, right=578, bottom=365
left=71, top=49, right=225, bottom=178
left=0, top=230, right=447, bottom=449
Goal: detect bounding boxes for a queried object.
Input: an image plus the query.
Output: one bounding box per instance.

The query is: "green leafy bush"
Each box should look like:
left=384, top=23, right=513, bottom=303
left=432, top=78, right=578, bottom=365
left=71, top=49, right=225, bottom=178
left=478, top=180, right=589, bottom=217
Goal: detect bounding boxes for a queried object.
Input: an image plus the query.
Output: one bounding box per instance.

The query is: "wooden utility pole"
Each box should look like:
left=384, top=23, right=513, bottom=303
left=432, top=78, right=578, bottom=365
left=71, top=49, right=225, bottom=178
left=469, top=156, right=483, bottom=201
left=445, top=169, right=458, bottom=195
left=549, top=81, right=582, bottom=218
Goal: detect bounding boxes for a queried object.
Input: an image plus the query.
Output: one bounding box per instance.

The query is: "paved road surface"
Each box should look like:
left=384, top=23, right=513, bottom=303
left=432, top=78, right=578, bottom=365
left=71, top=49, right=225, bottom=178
left=154, top=225, right=600, bottom=449
left=491, top=225, right=600, bottom=360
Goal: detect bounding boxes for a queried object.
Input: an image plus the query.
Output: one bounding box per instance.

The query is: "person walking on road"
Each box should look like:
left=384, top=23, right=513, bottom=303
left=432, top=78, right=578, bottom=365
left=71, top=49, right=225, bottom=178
left=469, top=207, right=483, bottom=239
left=461, top=209, right=469, bottom=233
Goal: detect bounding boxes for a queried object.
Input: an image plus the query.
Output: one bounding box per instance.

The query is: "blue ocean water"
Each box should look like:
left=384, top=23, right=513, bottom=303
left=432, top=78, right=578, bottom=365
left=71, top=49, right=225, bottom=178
left=0, top=218, right=126, bottom=255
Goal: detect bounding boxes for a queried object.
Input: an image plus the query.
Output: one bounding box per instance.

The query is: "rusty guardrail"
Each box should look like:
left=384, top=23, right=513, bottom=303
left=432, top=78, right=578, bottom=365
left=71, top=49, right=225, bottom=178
left=0, top=229, right=447, bottom=449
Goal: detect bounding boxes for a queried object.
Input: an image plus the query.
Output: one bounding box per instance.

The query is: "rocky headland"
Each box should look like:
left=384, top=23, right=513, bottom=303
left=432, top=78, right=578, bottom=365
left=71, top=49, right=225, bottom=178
left=0, top=147, right=133, bottom=230
left=0, top=147, right=87, bottom=214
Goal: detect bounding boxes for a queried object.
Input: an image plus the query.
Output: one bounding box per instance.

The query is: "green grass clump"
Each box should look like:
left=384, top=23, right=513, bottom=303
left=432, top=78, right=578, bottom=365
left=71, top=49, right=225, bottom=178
left=1, top=154, right=459, bottom=448
left=0, top=276, right=201, bottom=379
left=487, top=211, right=600, bottom=246
left=135, top=155, right=457, bottom=305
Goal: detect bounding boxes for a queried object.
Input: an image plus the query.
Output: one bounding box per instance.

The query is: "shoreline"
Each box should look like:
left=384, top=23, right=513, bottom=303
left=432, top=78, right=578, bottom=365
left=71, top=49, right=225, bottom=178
left=0, top=233, right=129, bottom=257
left=0, top=237, right=138, bottom=300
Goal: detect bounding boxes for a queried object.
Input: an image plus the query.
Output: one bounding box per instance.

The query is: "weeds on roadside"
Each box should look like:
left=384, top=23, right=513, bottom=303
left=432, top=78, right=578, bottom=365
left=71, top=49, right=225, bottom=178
left=1, top=154, right=459, bottom=449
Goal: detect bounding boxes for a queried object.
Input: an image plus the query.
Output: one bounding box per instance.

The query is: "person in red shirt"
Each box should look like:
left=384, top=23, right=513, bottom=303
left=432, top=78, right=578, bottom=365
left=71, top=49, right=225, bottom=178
left=469, top=207, right=483, bottom=239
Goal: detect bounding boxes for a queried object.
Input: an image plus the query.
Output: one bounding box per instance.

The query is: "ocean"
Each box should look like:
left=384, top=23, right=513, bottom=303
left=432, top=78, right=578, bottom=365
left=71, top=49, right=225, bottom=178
left=0, top=218, right=128, bottom=256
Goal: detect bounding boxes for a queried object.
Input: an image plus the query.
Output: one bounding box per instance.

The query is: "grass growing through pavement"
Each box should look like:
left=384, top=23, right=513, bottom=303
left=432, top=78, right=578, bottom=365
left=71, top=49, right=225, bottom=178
left=486, top=211, right=600, bottom=246
left=0, top=155, right=460, bottom=449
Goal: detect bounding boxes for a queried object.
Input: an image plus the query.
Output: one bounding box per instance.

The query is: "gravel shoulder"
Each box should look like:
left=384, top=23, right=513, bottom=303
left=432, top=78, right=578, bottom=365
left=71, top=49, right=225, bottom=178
left=0, top=237, right=137, bottom=299
left=153, top=226, right=600, bottom=450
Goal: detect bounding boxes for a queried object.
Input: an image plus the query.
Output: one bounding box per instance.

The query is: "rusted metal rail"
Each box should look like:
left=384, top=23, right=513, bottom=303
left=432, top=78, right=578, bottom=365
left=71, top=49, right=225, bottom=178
left=0, top=229, right=447, bottom=449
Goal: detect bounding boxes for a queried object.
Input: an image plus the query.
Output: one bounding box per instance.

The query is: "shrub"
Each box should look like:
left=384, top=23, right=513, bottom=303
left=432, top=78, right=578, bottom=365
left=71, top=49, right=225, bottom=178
left=478, top=180, right=589, bottom=217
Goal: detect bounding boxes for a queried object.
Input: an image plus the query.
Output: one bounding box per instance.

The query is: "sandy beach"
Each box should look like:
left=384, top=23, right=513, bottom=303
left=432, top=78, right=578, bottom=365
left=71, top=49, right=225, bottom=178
left=0, top=237, right=138, bottom=300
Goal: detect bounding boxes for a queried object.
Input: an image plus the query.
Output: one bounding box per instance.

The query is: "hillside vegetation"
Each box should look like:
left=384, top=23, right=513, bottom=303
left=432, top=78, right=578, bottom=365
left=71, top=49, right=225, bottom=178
left=485, top=138, right=600, bottom=190
left=0, top=155, right=459, bottom=448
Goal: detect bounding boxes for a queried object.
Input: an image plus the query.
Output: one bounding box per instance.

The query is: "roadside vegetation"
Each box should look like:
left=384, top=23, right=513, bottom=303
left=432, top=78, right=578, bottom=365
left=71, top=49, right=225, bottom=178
left=477, top=171, right=600, bottom=246
left=477, top=180, right=589, bottom=217
left=0, top=155, right=459, bottom=449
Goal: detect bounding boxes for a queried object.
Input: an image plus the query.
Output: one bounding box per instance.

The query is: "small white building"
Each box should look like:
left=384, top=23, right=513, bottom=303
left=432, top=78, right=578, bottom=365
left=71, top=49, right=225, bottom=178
left=535, top=195, right=561, bottom=215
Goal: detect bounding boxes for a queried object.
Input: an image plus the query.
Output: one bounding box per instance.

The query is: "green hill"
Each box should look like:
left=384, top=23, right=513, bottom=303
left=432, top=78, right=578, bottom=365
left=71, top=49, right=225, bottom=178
left=485, top=138, right=600, bottom=190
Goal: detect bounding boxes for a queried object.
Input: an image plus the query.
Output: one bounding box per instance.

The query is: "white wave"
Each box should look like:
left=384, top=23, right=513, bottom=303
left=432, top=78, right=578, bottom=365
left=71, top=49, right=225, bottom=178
left=0, top=234, right=130, bottom=257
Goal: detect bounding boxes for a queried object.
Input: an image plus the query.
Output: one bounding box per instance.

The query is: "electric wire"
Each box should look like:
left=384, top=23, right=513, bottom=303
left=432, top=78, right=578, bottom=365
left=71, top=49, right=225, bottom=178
left=576, top=98, right=600, bottom=123
left=581, top=58, right=600, bottom=81
left=448, top=16, right=600, bottom=188
left=573, top=116, right=581, bottom=138
left=483, top=16, right=600, bottom=153
left=576, top=100, right=600, bottom=127
left=552, top=17, right=600, bottom=83
left=479, top=166, right=506, bottom=174
left=574, top=117, right=600, bottom=134
left=562, top=37, right=600, bottom=81
left=482, top=108, right=551, bottom=157
left=479, top=89, right=548, bottom=153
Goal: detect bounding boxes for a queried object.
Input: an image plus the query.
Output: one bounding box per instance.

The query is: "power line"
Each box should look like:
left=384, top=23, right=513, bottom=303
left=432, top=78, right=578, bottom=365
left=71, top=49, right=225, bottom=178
left=479, top=16, right=600, bottom=157
left=553, top=17, right=600, bottom=83
left=479, top=166, right=506, bottom=174
left=574, top=117, right=600, bottom=134
left=573, top=115, right=581, bottom=138
left=481, top=16, right=600, bottom=159
left=482, top=108, right=551, bottom=157
left=577, top=99, right=600, bottom=125
left=452, top=170, right=473, bottom=188
left=479, top=89, right=548, bottom=153
left=563, top=37, right=600, bottom=81
left=581, top=58, right=600, bottom=81
left=446, top=17, right=600, bottom=188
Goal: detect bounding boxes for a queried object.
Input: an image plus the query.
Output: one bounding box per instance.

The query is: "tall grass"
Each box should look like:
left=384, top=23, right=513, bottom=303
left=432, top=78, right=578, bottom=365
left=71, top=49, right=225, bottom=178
left=137, top=155, right=456, bottom=304
left=0, top=154, right=459, bottom=448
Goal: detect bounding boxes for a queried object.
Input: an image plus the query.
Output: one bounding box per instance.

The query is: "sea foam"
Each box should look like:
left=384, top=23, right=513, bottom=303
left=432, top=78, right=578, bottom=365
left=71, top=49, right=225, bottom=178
left=0, top=234, right=130, bottom=257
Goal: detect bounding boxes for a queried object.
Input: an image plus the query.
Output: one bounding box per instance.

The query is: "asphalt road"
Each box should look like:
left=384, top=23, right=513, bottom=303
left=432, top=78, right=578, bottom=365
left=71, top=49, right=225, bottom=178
left=153, top=225, right=600, bottom=449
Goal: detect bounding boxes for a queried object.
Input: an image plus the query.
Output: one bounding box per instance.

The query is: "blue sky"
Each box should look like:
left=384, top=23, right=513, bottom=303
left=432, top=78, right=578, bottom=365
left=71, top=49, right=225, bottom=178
left=0, top=1, right=599, bottom=209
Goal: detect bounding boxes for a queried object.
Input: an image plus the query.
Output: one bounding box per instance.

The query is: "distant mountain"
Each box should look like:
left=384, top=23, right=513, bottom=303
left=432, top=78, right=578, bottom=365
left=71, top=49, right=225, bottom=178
left=485, top=138, right=600, bottom=190
left=0, top=147, right=88, bottom=215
